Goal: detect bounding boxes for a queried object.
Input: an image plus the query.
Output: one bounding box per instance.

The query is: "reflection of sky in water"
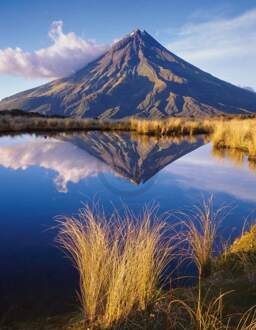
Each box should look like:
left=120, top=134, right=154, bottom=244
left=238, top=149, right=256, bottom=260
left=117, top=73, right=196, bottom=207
left=0, top=133, right=256, bottom=226
left=162, top=143, right=256, bottom=203
left=0, top=133, right=256, bottom=223
left=1, top=134, right=256, bottom=204
left=0, top=134, right=109, bottom=192
left=0, top=133, right=256, bottom=320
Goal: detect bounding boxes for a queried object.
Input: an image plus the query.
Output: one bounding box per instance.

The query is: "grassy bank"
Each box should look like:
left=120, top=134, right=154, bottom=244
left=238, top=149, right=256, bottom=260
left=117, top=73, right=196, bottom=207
left=0, top=111, right=213, bottom=135
left=0, top=112, right=119, bottom=133
left=211, top=119, right=256, bottom=160
left=54, top=202, right=256, bottom=329
left=130, top=117, right=256, bottom=160
left=4, top=200, right=256, bottom=329
left=1, top=111, right=256, bottom=159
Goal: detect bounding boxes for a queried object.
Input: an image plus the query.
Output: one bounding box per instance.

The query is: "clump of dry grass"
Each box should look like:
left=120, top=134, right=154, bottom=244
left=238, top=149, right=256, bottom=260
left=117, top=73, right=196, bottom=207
left=55, top=201, right=256, bottom=330
left=177, top=198, right=228, bottom=329
left=57, top=205, right=173, bottom=328
left=230, top=224, right=256, bottom=254
left=225, top=224, right=256, bottom=283
left=171, top=287, right=256, bottom=330
left=129, top=117, right=256, bottom=162
left=0, top=115, right=113, bottom=133
left=182, top=197, right=226, bottom=278
left=211, top=119, right=256, bottom=160
left=129, top=117, right=212, bottom=136
left=179, top=203, right=256, bottom=330
left=236, top=307, right=256, bottom=330
left=2, top=112, right=256, bottom=161
left=170, top=288, right=230, bottom=330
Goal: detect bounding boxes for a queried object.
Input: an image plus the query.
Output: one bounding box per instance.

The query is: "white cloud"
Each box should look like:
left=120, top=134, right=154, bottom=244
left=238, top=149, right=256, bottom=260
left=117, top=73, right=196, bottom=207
left=168, top=9, right=256, bottom=61
left=0, top=21, right=109, bottom=79
left=167, top=8, right=256, bottom=88
left=0, top=136, right=109, bottom=192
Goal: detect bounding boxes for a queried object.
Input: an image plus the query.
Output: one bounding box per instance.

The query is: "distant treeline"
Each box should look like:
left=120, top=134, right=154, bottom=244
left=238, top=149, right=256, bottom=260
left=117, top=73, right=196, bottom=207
left=0, top=109, right=66, bottom=118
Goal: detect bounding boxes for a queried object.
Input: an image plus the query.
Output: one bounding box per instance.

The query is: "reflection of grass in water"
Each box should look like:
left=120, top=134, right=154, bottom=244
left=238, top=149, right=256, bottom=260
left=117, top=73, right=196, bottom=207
left=130, top=117, right=256, bottom=163
left=130, top=131, right=199, bottom=145
left=1, top=113, right=256, bottom=163
left=212, top=146, right=246, bottom=167
left=56, top=200, right=256, bottom=329
left=212, top=145, right=256, bottom=176
left=211, top=119, right=256, bottom=160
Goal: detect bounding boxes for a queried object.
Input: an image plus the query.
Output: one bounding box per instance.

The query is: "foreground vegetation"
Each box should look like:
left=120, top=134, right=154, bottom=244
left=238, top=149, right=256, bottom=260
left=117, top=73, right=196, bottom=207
left=2, top=111, right=256, bottom=329
left=1, top=110, right=256, bottom=160
left=4, top=199, right=256, bottom=329
left=54, top=201, right=256, bottom=329
left=57, top=206, right=173, bottom=328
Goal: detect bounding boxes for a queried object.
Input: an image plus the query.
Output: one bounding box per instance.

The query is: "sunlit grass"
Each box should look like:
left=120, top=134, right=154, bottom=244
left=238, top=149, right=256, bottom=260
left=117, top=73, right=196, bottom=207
left=129, top=117, right=212, bottom=136
left=57, top=205, right=175, bottom=328
left=55, top=200, right=256, bottom=329
left=183, top=197, right=227, bottom=278
left=172, top=199, right=256, bottom=330
left=211, top=119, right=256, bottom=160
left=1, top=112, right=256, bottom=160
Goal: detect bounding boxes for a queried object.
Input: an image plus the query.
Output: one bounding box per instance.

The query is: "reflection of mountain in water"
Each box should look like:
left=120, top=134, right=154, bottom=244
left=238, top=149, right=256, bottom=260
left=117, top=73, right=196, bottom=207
left=61, top=131, right=206, bottom=184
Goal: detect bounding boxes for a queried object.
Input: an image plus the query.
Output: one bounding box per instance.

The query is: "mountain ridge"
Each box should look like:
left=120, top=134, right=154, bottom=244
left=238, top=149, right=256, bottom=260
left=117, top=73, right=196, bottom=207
left=0, top=29, right=256, bottom=118
left=61, top=131, right=205, bottom=184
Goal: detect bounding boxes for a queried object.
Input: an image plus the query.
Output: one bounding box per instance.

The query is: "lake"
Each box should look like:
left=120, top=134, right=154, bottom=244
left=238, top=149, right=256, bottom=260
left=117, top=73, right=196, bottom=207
left=1, top=131, right=256, bottom=324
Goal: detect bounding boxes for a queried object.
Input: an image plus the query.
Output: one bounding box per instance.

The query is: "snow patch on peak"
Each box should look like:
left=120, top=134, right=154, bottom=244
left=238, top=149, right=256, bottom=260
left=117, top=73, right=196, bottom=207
left=129, top=29, right=145, bottom=37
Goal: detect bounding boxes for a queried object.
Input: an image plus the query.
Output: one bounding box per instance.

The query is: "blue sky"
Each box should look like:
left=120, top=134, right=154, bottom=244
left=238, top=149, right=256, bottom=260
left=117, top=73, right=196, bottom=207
left=0, top=0, right=255, bottom=99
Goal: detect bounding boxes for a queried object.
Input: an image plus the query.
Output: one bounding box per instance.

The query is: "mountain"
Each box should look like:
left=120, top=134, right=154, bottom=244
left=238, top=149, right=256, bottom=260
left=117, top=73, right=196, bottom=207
left=1, top=29, right=256, bottom=118
left=61, top=131, right=205, bottom=184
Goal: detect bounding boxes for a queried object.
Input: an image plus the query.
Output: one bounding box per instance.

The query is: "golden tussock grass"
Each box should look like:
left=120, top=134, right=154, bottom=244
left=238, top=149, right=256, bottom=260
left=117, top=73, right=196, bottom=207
left=129, top=117, right=256, bottom=159
left=171, top=288, right=256, bottom=330
left=171, top=289, right=231, bottom=330
left=57, top=205, right=174, bottom=328
left=129, top=117, right=212, bottom=136
left=55, top=200, right=256, bottom=329
left=180, top=197, right=227, bottom=278
left=172, top=199, right=256, bottom=330
left=211, top=119, right=256, bottom=160
left=129, top=117, right=256, bottom=161
left=1, top=112, right=256, bottom=159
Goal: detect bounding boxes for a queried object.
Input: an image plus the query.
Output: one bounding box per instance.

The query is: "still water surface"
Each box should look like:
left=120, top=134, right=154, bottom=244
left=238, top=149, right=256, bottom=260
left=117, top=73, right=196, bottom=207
left=0, top=131, right=256, bottom=322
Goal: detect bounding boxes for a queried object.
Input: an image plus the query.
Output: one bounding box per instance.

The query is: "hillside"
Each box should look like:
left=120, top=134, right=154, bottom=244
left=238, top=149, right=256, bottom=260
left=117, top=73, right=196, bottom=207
left=0, top=29, right=256, bottom=118
left=61, top=132, right=205, bottom=184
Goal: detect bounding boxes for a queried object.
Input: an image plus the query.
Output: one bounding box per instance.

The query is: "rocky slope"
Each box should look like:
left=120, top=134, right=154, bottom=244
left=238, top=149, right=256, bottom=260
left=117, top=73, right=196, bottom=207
left=1, top=29, right=256, bottom=118
left=61, top=131, right=205, bottom=183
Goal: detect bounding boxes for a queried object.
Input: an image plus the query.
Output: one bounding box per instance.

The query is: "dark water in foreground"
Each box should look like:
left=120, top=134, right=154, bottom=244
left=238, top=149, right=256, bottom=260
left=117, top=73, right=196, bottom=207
left=0, top=131, right=256, bottom=323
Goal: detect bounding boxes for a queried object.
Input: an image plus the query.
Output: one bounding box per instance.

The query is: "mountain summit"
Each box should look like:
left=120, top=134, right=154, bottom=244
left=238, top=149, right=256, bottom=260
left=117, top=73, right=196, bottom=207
left=1, top=29, right=256, bottom=118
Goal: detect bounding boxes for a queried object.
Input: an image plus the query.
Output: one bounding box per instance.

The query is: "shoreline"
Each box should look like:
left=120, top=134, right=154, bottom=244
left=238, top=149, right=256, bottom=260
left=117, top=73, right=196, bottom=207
left=1, top=111, right=256, bottom=160
left=4, top=219, right=256, bottom=330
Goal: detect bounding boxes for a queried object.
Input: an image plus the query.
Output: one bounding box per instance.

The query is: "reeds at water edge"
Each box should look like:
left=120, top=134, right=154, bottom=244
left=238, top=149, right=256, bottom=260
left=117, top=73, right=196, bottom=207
left=56, top=200, right=256, bottom=329
left=2, top=113, right=256, bottom=161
